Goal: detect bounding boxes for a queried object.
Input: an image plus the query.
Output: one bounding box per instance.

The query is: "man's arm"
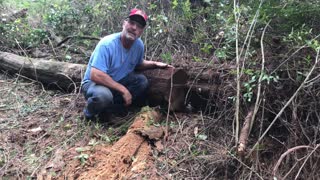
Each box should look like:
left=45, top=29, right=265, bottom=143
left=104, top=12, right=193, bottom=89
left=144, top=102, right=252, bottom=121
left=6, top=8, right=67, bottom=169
left=90, top=67, right=132, bottom=106
left=136, top=60, right=173, bottom=70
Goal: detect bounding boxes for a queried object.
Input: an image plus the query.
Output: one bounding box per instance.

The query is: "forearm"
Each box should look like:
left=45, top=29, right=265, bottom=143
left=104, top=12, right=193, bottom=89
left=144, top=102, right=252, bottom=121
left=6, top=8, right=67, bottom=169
left=136, top=60, right=157, bottom=70
left=90, top=67, right=128, bottom=95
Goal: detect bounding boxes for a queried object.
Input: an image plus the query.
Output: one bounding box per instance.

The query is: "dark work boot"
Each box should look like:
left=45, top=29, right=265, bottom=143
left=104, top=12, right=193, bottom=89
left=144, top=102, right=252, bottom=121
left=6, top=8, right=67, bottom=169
left=83, top=108, right=96, bottom=121
left=97, top=111, right=111, bottom=122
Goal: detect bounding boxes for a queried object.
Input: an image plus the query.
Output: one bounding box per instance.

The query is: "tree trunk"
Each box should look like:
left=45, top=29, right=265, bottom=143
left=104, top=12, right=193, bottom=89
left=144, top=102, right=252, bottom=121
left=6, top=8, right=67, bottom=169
left=0, top=51, right=189, bottom=111
left=0, top=51, right=85, bottom=91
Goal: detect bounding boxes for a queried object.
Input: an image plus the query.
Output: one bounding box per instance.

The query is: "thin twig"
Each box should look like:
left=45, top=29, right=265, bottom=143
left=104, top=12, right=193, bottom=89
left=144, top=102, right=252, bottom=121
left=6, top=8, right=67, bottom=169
left=234, top=0, right=240, bottom=146
left=165, top=67, right=174, bottom=140
left=250, top=20, right=271, bottom=131
left=239, top=0, right=264, bottom=76
left=229, top=151, right=264, bottom=180
left=272, top=145, right=311, bottom=177
left=294, top=144, right=320, bottom=179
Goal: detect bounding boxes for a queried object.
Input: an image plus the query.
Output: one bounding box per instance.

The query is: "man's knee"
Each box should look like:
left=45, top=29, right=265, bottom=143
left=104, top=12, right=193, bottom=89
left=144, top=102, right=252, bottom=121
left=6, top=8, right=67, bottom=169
left=87, top=85, right=113, bottom=107
left=136, top=74, right=148, bottom=90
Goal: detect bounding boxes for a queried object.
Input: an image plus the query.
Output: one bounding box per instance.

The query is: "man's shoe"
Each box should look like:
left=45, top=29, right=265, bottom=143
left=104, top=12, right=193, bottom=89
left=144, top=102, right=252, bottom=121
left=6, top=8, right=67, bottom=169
left=97, top=112, right=111, bottom=122
left=83, top=108, right=96, bottom=121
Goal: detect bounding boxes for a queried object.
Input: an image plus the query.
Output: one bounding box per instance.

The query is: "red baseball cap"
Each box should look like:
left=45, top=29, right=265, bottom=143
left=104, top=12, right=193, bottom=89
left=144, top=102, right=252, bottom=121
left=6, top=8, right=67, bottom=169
left=128, top=8, right=148, bottom=27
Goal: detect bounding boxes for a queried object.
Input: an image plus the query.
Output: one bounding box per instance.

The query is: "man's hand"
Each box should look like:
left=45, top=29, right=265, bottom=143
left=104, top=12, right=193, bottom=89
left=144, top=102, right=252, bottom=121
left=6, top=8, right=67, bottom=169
left=91, top=67, right=133, bottom=106
left=154, top=61, right=174, bottom=69
left=121, top=88, right=132, bottom=106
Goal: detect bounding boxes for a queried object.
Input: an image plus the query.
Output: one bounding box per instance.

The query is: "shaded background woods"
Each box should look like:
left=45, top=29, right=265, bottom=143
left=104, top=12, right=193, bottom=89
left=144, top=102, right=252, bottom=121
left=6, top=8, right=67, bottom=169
left=1, top=0, right=320, bottom=179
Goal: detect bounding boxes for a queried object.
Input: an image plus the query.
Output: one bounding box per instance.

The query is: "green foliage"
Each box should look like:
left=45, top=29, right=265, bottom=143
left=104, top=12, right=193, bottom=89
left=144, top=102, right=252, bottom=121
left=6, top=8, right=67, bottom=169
left=193, top=56, right=203, bottom=62
left=200, top=43, right=213, bottom=55
left=0, top=148, right=5, bottom=167
left=214, top=47, right=228, bottom=60
left=269, top=1, right=320, bottom=29
left=0, top=19, right=48, bottom=48
left=150, top=14, right=169, bottom=38
left=75, top=153, right=89, bottom=165
left=307, top=40, right=320, bottom=51
left=161, top=52, right=173, bottom=64
left=243, top=70, right=279, bottom=102
left=43, top=3, right=78, bottom=36
left=182, top=0, right=192, bottom=20
left=1, top=0, right=319, bottom=63
left=172, top=0, right=178, bottom=9
left=283, top=25, right=313, bottom=46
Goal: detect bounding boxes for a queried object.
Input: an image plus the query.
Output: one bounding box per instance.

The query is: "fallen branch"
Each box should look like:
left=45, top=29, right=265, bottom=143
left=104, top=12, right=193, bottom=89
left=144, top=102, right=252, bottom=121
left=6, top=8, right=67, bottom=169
left=272, top=145, right=316, bottom=179
left=237, top=106, right=254, bottom=156
left=56, top=35, right=101, bottom=47
left=294, top=144, right=320, bottom=179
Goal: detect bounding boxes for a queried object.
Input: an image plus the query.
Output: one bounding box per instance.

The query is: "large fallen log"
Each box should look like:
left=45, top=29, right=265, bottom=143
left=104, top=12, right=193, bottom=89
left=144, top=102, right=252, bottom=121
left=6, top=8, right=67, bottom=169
left=0, top=51, right=188, bottom=111
left=0, top=51, right=85, bottom=90
left=1, top=8, right=28, bottom=23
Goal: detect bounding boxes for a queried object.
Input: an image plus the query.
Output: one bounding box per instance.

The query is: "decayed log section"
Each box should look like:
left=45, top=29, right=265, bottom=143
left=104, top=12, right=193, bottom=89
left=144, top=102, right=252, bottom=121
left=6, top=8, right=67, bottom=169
left=0, top=51, right=188, bottom=111
left=63, top=108, right=163, bottom=179
left=142, top=68, right=188, bottom=111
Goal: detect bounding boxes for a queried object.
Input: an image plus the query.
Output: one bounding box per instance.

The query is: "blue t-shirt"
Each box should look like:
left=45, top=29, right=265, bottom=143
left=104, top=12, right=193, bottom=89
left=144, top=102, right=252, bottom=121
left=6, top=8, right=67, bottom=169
left=82, top=32, right=144, bottom=83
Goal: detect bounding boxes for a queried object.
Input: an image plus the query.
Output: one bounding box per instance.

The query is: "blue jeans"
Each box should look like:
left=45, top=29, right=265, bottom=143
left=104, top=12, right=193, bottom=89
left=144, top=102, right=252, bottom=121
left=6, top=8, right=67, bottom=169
left=81, top=72, right=148, bottom=117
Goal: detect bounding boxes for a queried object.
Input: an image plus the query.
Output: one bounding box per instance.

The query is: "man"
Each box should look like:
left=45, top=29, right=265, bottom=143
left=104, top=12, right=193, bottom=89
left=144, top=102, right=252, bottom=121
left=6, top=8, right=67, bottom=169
left=81, top=8, right=171, bottom=120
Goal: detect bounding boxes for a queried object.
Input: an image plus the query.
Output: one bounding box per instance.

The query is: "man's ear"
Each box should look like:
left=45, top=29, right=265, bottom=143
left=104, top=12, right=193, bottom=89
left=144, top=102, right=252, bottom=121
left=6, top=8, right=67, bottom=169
left=122, top=18, right=128, bottom=27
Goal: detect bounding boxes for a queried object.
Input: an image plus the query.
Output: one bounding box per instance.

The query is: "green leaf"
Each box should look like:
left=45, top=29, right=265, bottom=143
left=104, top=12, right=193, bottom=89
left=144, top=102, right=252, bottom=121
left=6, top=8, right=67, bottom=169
left=197, top=134, right=208, bottom=141
left=75, top=147, right=90, bottom=153
left=65, top=55, right=72, bottom=60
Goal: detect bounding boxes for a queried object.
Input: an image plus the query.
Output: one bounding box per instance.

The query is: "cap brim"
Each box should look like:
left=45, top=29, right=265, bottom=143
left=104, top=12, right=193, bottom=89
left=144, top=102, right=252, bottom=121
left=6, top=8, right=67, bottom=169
left=129, top=15, right=146, bottom=27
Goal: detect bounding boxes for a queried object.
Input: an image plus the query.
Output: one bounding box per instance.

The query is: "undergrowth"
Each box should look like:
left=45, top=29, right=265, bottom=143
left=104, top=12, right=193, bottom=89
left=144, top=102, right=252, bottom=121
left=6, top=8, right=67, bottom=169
left=1, top=0, right=320, bottom=179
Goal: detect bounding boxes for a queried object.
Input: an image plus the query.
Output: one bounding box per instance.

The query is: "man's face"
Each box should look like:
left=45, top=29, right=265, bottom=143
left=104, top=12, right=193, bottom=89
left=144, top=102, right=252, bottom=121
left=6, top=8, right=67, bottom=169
left=122, top=18, right=145, bottom=41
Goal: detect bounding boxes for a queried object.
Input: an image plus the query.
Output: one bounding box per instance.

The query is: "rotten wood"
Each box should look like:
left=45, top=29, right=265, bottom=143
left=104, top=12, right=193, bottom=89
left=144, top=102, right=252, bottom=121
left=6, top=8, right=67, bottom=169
left=142, top=67, right=188, bottom=111
left=73, top=108, right=163, bottom=179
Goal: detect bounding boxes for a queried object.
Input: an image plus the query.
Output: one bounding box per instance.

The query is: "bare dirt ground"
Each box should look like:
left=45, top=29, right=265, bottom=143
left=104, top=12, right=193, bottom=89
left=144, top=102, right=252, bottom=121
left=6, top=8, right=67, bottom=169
left=0, top=73, right=232, bottom=179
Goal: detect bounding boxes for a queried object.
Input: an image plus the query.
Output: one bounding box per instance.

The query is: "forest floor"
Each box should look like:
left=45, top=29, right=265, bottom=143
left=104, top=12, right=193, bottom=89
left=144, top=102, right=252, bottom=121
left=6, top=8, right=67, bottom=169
left=0, top=67, right=232, bottom=179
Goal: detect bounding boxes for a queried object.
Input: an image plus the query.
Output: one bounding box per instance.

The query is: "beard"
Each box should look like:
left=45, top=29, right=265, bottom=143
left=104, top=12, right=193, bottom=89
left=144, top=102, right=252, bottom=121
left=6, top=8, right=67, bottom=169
left=123, top=30, right=137, bottom=41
